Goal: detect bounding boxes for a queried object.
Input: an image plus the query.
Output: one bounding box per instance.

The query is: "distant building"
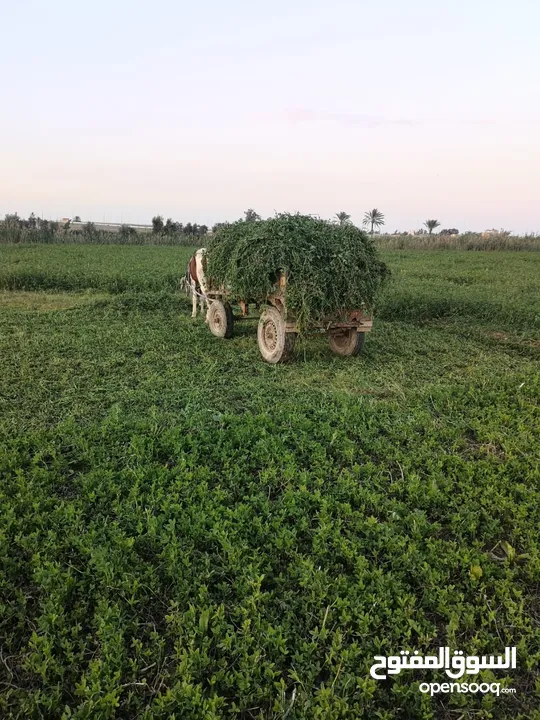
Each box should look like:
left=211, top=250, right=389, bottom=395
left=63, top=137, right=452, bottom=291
left=68, top=220, right=153, bottom=233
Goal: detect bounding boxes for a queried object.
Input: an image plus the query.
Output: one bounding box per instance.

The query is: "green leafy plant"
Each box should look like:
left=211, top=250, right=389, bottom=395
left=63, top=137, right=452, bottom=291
left=0, top=244, right=539, bottom=719
left=206, top=213, right=390, bottom=329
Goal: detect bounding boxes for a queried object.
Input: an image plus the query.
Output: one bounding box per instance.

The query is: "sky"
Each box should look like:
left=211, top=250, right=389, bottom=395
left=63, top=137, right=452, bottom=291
left=1, top=0, right=539, bottom=232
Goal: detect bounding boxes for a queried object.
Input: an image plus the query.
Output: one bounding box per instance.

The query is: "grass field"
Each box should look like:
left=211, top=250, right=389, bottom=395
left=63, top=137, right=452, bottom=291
left=1, top=245, right=539, bottom=719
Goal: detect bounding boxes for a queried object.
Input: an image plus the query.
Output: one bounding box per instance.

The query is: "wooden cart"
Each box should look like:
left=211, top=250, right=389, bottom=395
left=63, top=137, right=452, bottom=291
left=204, top=274, right=373, bottom=364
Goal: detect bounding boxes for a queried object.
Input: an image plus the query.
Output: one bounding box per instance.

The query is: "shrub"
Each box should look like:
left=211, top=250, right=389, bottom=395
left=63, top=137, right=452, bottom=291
left=118, top=224, right=137, bottom=241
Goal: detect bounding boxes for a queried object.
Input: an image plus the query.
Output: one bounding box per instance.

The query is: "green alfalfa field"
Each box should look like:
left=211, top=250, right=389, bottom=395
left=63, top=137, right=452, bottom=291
left=0, top=244, right=539, bottom=719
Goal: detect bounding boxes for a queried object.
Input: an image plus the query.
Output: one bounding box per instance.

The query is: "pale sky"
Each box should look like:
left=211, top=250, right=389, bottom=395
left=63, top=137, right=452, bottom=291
left=1, top=0, right=539, bottom=232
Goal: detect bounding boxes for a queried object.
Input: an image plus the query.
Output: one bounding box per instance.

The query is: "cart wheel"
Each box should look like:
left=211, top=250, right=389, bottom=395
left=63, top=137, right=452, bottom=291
left=257, top=306, right=296, bottom=363
left=207, top=300, right=234, bottom=338
left=328, top=329, right=365, bottom=356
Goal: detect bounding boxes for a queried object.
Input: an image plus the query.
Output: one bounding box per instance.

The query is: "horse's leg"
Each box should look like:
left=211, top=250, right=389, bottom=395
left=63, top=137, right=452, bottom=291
left=197, top=277, right=208, bottom=322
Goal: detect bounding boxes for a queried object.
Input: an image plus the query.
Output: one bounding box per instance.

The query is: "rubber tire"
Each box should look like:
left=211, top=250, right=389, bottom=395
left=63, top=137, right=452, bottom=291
left=257, top=306, right=296, bottom=364
left=328, top=329, right=365, bottom=356
left=207, top=300, right=234, bottom=338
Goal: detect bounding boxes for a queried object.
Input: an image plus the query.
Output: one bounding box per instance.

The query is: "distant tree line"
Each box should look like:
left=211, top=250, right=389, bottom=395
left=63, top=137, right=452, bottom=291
left=5, top=212, right=64, bottom=233
left=2, top=210, right=532, bottom=248
left=151, top=216, right=209, bottom=237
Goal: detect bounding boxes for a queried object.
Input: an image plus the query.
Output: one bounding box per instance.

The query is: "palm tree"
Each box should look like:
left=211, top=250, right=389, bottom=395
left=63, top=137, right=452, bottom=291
left=424, top=219, right=441, bottom=234
left=335, top=211, right=351, bottom=226
left=363, top=208, right=385, bottom=235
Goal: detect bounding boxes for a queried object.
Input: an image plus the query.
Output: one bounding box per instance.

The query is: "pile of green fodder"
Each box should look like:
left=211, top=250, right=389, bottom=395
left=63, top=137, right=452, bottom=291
left=206, top=214, right=390, bottom=328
